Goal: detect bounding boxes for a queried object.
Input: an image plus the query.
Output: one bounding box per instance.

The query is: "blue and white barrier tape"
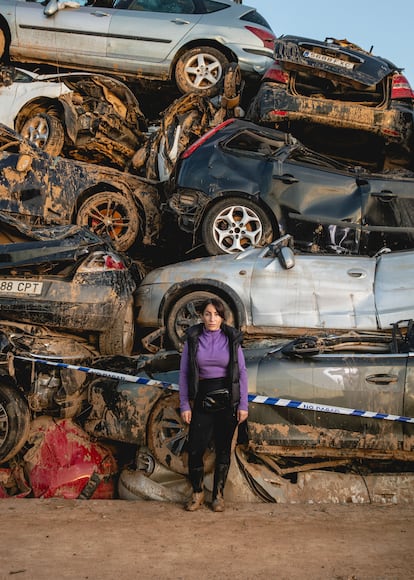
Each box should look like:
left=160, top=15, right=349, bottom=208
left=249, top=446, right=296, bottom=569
left=16, top=356, right=414, bottom=424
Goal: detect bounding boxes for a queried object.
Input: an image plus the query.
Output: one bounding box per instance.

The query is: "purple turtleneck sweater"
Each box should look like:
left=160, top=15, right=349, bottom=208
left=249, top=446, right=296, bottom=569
left=179, top=327, right=248, bottom=412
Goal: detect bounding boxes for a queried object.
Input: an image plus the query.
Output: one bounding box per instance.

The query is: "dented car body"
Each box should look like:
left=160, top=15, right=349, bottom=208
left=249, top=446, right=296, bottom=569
left=0, top=65, right=147, bottom=168
left=82, top=323, right=414, bottom=481
left=247, top=36, right=414, bottom=167
left=0, top=224, right=140, bottom=355
left=0, top=123, right=161, bottom=251
left=135, top=235, right=414, bottom=351
left=167, top=119, right=414, bottom=256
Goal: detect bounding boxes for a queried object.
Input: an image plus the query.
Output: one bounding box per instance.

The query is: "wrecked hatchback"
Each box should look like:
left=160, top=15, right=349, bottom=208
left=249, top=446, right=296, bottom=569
left=0, top=123, right=160, bottom=252
left=0, top=65, right=147, bottom=169
left=135, top=235, right=414, bottom=351
left=247, top=36, right=414, bottom=169
left=167, top=118, right=414, bottom=256
left=0, top=223, right=141, bottom=355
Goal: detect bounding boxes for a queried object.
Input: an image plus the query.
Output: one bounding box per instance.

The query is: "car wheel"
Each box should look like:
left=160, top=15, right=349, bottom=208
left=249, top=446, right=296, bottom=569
left=147, top=392, right=215, bottom=475
left=20, top=113, right=65, bottom=156
left=166, top=290, right=236, bottom=351
left=98, top=298, right=135, bottom=356
left=0, top=382, right=31, bottom=464
left=76, top=191, right=140, bottom=252
left=202, top=197, right=274, bottom=255
left=175, top=46, right=229, bottom=96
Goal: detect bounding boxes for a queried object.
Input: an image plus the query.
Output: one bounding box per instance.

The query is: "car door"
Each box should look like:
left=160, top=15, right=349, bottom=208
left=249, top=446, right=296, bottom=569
left=360, top=172, right=414, bottom=252
left=249, top=250, right=378, bottom=331
left=250, top=346, right=408, bottom=450
left=266, top=146, right=363, bottom=252
left=107, top=0, right=201, bottom=72
left=13, top=1, right=110, bottom=68
left=373, top=250, right=414, bottom=330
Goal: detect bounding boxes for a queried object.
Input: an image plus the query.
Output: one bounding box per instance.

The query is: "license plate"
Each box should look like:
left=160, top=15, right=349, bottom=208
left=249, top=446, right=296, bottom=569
left=303, top=50, right=355, bottom=70
left=0, top=279, right=43, bottom=295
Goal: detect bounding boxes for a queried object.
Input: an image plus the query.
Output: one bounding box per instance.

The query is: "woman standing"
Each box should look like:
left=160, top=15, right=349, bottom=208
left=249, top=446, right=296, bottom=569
left=179, top=297, right=248, bottom=512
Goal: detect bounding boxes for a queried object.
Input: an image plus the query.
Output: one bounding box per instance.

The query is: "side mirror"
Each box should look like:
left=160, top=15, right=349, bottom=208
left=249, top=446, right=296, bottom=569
left=44, top=0, right=84, bottom=17
left=278, top=245, right=295, bottom=269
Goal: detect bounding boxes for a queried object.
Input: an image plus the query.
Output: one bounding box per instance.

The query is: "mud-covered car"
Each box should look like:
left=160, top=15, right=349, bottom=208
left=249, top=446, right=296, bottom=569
left=0, top=123, right=160, bottom=252
left=247, top=36, right=414, bottom=168
left=135, top=235, right=414, bottom=351
left=167, top=118, right=414, bottom=256
left=0, top=65, right=147, bottom=168
left=0, top=0, right=275, bottom=96
left=0, top=322, right=99, bottom=464
left=0, top=223, right=141, bottom=355
left=81, top=321, right=414, bottom=487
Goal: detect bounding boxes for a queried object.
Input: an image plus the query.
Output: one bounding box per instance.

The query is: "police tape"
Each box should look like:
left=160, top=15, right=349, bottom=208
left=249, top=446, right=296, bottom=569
left=15, top=355, right=414, bottom=424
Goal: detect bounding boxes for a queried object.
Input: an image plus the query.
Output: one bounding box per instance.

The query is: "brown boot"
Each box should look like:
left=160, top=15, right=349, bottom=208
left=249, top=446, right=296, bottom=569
left=212, top=491, right=225, bottom=512
left=185, top=491, right=205, bottom=511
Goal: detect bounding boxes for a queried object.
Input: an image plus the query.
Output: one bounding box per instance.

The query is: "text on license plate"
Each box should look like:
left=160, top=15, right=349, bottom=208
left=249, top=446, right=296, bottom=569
left=0, top=280, right=43, bottom=295
left=303, top=50, right=355, bottom=70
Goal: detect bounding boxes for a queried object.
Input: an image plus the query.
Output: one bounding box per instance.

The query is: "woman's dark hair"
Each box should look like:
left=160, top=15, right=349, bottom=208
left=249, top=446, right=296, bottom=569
left=200, top=297, right=226, bottom=320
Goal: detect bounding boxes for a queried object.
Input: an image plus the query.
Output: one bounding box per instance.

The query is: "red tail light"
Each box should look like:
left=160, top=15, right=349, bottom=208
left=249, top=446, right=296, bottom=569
left=391, top=74, right=413, bottom=100
left=244, top=25, right=276, bottom=50
left=181, top=119, right=235, bottom=159
left=262, top=61, right=288, bottom=84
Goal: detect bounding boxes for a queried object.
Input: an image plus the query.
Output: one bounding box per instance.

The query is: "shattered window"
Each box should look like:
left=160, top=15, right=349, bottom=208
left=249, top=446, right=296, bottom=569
left=288, top=148, right=348, bottom=170
left=225, top=131, right=285, bottom=157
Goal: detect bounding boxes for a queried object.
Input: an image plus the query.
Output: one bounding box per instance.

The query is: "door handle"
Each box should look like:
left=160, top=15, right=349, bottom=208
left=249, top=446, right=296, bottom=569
left=170, top=18, right=191, bottom=24
left=347, top=269, right=366, bottom=278
left=272, top=174, right=299, bottom=184
left=365, top=373, right=399, bottom=385
left=91, top=11, right=110, bottom=16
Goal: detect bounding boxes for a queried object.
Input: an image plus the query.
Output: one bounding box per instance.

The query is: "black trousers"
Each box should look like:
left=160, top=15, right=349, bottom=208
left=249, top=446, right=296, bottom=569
left=187, top=403, right=238, bottom=471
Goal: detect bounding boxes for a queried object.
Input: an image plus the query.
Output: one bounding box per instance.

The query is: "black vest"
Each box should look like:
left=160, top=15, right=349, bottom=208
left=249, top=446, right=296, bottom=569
left=185, top=323, right=243, bottom=407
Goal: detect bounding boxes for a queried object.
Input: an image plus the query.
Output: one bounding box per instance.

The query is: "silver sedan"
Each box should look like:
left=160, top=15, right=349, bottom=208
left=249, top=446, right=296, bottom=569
left=0, top=0, right=276, bottom=95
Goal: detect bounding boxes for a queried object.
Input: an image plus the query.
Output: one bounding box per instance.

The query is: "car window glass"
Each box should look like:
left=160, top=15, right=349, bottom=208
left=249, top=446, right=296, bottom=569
left=240, top=9, right=271, bottom=29
left=288, top=148, right=347, bottom=170
left=115, top=0, right=196, bottom=12
left=202, top=0, right=229, bottom=14
left=225, top=131, right=285, bottom=157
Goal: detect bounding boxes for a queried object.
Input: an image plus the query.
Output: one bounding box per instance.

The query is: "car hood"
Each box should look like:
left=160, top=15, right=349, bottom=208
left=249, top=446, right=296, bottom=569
left=274, top=35, right=398, bottom=87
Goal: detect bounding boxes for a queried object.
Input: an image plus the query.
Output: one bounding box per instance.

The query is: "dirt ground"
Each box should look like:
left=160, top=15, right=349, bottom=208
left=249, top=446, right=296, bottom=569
left=0, top=499, right=413, bottom=580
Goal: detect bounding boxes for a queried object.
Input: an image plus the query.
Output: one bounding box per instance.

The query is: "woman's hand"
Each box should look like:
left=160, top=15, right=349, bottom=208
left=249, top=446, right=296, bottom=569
left=237, top=409, right=248, bottom=423
left=181, top=410, right=192, bottom=424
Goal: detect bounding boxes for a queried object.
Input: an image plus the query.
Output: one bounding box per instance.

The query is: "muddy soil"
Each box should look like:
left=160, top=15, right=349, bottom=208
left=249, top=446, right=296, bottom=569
left=0, top=499, right=413, bottom=580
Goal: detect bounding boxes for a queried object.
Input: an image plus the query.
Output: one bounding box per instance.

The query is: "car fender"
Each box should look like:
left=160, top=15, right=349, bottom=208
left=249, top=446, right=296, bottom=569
left=159, top=278, right=247, bottom=329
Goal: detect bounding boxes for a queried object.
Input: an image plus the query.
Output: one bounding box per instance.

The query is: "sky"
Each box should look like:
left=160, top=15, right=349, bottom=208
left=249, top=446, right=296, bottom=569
left=249, top=0, right=414, bottom=86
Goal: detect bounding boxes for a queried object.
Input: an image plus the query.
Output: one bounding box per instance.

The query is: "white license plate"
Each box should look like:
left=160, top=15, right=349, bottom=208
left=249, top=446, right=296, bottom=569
left=303, top=50, right=355, bottom=70
left=0, top=279, right=43, bottom=295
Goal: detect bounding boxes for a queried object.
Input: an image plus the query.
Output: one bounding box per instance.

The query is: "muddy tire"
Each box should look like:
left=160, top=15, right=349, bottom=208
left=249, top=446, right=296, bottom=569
left=202, top=197, right=274, bottom=255
left=175, top=46, right=229, bottom=96
left=166, top=290, right=236, bottom=350
left=76, top=191, right=140, bottom=252
left=147, top=392, right=215, bottom=475
left=20, top=113, right=65, bottom=156
left=223, top=62, right=242, bottom=100
left=99, top=298, right=135, bottom=356
left=0, top=382, right=31, bottom=464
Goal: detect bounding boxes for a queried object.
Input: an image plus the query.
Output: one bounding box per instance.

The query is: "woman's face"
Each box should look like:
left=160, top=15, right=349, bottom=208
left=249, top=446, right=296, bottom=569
left=202, top=303, right=223, bottom=332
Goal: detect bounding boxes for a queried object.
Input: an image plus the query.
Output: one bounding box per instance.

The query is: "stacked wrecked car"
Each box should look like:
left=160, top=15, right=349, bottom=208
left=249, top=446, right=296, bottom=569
left=0, top=0, right=413, bottom=502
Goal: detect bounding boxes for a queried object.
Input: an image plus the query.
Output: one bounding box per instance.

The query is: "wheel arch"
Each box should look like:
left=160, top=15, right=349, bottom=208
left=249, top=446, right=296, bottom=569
left=0, top=17, right=11, bottom=60
left=14, top=98, right=65, bottom=133
left=170, top=40, right=237, bottom=80
left=160, top=279, right=247, bottom=329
